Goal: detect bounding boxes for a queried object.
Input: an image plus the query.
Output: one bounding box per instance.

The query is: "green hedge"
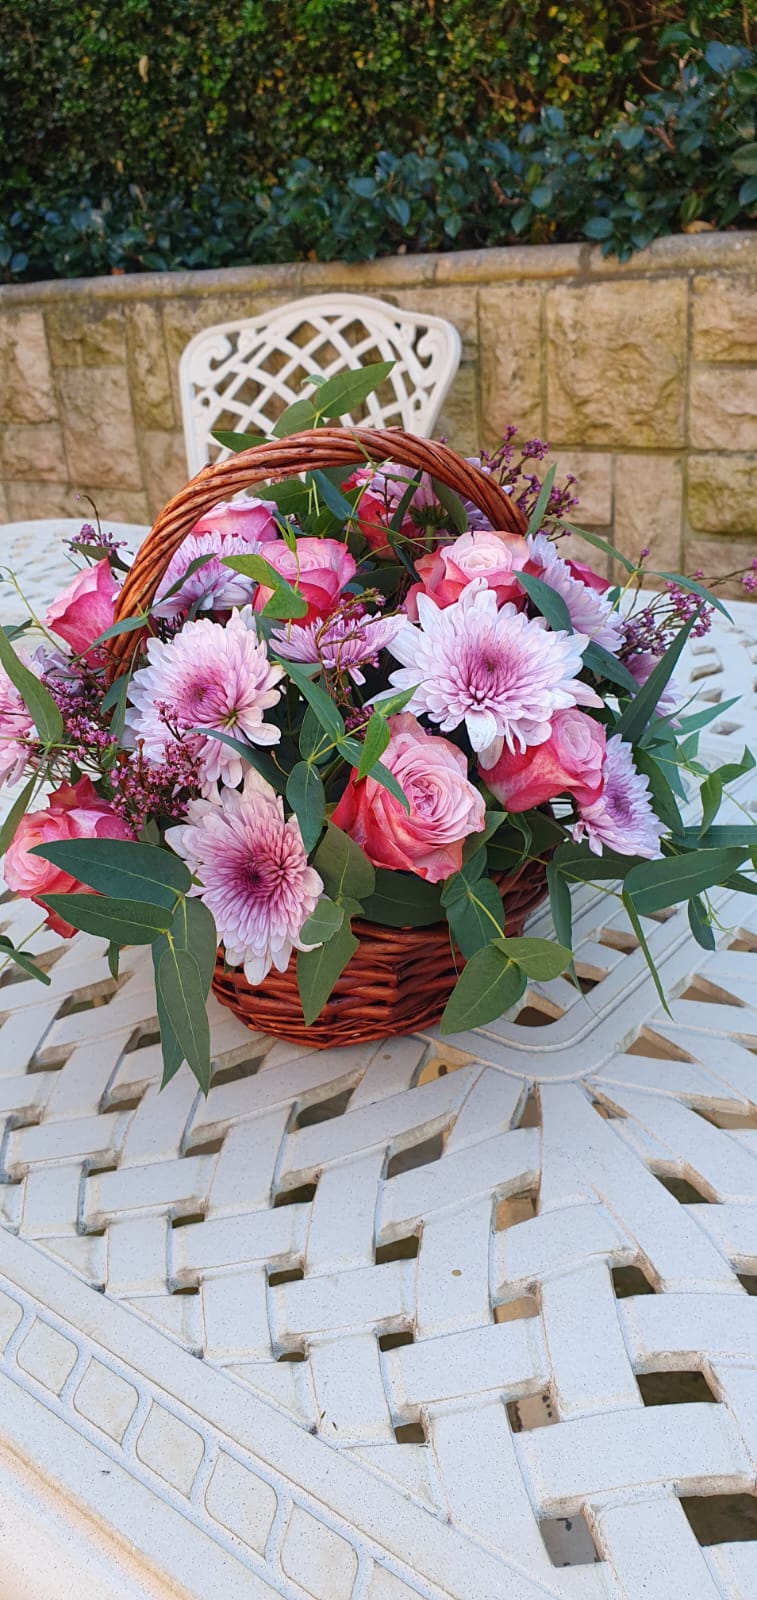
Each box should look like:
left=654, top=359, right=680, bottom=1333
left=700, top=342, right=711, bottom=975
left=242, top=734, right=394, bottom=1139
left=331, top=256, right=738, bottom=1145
left=0, top=2, right=754, bottom=281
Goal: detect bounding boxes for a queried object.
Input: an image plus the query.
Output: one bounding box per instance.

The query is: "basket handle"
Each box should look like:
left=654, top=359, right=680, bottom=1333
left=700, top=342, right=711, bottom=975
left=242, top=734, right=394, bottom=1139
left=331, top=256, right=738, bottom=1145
left=108, top=426, right=527, bottom=677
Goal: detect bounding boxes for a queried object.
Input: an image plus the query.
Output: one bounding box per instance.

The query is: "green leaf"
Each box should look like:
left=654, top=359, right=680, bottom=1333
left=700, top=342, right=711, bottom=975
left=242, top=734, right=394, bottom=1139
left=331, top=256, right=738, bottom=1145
left=369, top=758, right=410, bottom=814
left=281, top=661, right=344, bottom=742
left=299, top=897, right=345, bottom=945
left=633, top=747, right=684, bottom=834
left=286, top=761, right=325, bottom=853
left=0, top=940, right=50, bottom=985
left=441, top=848, right=487, bottom=909
left=210, top=430, right=266, bottom=452
left=157, top=946, right=211, bottom=1093
left=221, top=553, right=308, bottom=620
left=559, top=522, right=636, bottom=574
left=107, top=940, right=120, bottom=981
left=0, top=626, right=62, bottom=745
left=0, top=774, right=37, bottom=859
left=439, top=945, right=526, bottom=1035
left=676, top=697, right=740, bottom=735
left=296, top=921, right=359, bottom=1023
left=39, top=894, right=174, bottom=944
left=361, top=869, right=443, bottom=927
left=357, top=712, right=391, bottom=779
left=313, top=821, right=375, bottom=904
left=551, top=840, right=644, bottom=882
left=464, top=810, right=507, bottom=858
left=547, top=858, right=573, bottom=951
left=614, top=612, right=699, bottom=745
left=373, top=684, right=416, bottom=718
left=688, top=894, right=716, bottom=951
left=525, top=464, right=556, bottom=537
left=156, top=553, right=216, bottom=604
left=87, top=614, right=147, bottom=650
left=496, top=935, right=572, bottom=980
left=699, top=748, right=755, bottom=836
left=389, top=472, right=422, bottom=535
left=431, top=479, right=468, bottom=535
left=30, top=838, right=190, bottom=909
left=516, top=570, right=573, bottom=633
left=195, top=728, right=285, bottom=790
left=674, top=824, right=757, bottom=850
left=271, top=396, right=319, bottom=437
left=299, top=705, right=330, bottom=764
left=309, top=469, right=355, bottom=522
left=311, top=360, right=395, bottom=418
left=624, top=847, right=747, bottom=917
left=621, top=889, right=670, bottom=1015
left=583, top=642, right=639, bottom=695
left=650, top=572, right=731, bottom=621
left=446, top=877, right=504, bottom=958
left=731, top=142, right=757, bottom=176
left=152, top=897, right=217, bottom=1086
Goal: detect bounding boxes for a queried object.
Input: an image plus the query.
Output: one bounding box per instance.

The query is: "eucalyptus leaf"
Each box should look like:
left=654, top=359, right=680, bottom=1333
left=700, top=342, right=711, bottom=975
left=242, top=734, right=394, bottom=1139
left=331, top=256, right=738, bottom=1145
left=624, top=847, right=747, bottom=916
left=516, top=570, right=573, bottom=633
left=39, top=893, right=174, bottom=944
left=614, top=612, right=699, bottom=745
left=361, top=869, right=443, bottom=927
left=583, top=642, right=639, bottom=695
left=651, top=571, right=731, bottom=620
left=87, top=614, right=147, bottom=649
left=0, top=626, right=62, bottom=745
left=446, top=877, right=504, bottom=957
left=281, top=661, right=344, bottom=742
left=195, top=728, right=285, bottom=790
left=152, top=897, right=216, bottom=1087
left=271, top=396, right=319, bottom=437
left=621, top=889, right=670, bottom=1014
left=309, top=469, right=356, bottom=522
left=312, top=360, right=395, bottom=418
left=299, top=898, right=345, bottom=945
left=313, top=822, right=375, bottom=904
left=431, top=479, right=468, bottom=535
left=559, top=521, right=636, bottom=574
left=357, top=712, right=391, bottom=778
left=440, top=946, right=526, bottom=1035
left=157, top=946, right=211, bottom=1093
left=688, top=894, right=716, bottom=951
left=296, top=921, right=359, bottom=1024
left=286, top=761, right=325, bottom=853
left=525, top=464, right=556, bottom=537
left=210, top=429, right=266, bottom=452
left=496, top=935, right=572, bottom=980
left=0, top=773, right=37, bottom=859
left=30, top=837, right=190, bottom=908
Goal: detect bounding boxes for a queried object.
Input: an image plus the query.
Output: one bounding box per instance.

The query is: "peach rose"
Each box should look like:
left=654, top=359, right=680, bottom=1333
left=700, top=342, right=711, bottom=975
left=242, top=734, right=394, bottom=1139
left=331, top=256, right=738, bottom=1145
left=45, top=560, right=119, bottom=663
left=482, top=708, right=606, bottom=812
left=332, top=712, right=485, bottom=883
left=405, top=529, right=530, bottom=619
left=254, top=537, right=356, bottom=622
left=4, top=776, right=134, bottom=937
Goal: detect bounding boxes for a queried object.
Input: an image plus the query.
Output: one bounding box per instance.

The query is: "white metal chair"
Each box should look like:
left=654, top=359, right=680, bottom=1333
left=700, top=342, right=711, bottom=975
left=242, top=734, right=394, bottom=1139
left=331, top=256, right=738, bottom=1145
left=179, top=293, right=462, bottom=473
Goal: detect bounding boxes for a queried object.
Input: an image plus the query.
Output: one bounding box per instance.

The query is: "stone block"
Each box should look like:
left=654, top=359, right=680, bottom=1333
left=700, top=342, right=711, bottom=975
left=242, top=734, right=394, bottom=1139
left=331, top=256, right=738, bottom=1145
left=281, top=1506, right=358, bottom=1600
left=57, top=366, right=141, bottom=489
left=204, top=1451, right=277, bottom=1553
left=689, top=366, right=757, bottom=452
left=613, top=454, right=683, bottom=572
left=479, top=284, right=543, bottom=445
left=1, top=423, right=68, bottom=482
left=688, top=454, right=757, bottom=537
left=395, top=285, right=479, bottom=353
left=685, top=535, right=756, bottom=599
left=6, top=482, right=79, bottom=519
left=547, top=450, right=612, bottom=527
left=99, top=488, right=152, bottom=525
left=126, top=302, right=176, bottom=428
left=0, top=311, right=56, bottom=423
left=434, top=362, right=479, bottom=455
left=45, top=301, right=126, bottom=368
left=546, top=279, right=687, bottom=447
left=140, top=429, right=190, bottom=519
left=692, top=276, right=757, bottom=362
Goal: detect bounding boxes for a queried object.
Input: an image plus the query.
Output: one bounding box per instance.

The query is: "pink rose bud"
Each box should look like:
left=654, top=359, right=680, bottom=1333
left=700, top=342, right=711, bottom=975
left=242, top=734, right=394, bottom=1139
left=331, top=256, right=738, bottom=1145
left=45, top=560, right=119, bottom=663
left=4, top=776, right=134, bottom=937
left=254, top=538, right=356, bottom=622
left=482, top=708, right=606, bottom=812
left=332, top=712, right=486, bottom=883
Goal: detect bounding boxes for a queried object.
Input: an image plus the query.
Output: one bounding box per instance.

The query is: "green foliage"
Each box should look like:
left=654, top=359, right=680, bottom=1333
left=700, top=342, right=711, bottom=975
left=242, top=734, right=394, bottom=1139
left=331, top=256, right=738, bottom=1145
left=0, top=7, right=753, bottom=280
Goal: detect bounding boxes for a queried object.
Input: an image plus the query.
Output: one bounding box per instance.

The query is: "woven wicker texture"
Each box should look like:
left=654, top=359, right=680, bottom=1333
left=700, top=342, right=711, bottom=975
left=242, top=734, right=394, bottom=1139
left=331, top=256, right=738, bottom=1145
left=109, top=428, right=537, bottom=1045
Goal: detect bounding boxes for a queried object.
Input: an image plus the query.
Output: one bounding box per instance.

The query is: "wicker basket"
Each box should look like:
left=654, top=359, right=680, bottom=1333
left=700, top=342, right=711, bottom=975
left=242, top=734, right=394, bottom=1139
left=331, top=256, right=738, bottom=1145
left=110, top=427, right=549, bottom=1048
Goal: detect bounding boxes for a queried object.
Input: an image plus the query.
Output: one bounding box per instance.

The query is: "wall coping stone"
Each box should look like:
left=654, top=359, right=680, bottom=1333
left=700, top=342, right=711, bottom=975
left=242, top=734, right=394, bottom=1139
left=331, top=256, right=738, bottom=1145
left=1, top=231, right=755, bottom=310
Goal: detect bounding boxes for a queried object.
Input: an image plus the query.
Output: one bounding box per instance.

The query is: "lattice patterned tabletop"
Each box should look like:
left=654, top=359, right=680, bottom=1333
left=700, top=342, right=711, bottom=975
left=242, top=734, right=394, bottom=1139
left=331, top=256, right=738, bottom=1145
left=0, top=601, right=756, bottom=1600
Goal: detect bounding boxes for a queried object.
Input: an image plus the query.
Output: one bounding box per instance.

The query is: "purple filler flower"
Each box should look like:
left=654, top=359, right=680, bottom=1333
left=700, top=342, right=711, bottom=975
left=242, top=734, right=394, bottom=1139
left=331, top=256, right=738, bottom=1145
left=571, top=735, right=664, bottom=858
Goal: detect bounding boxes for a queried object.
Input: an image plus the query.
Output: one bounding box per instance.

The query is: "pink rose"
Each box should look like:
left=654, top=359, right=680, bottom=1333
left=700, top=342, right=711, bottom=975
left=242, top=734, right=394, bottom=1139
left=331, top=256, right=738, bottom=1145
left=405, top=529, right=530, bottom=620
left=191, top=497, right=279, bottom=543
left=482, top=708, right=606, bottom=812
left=254, top=538, right=356, bottom=622
left=332, top=712, right=486, bottom=883
left=565, top=556, right=610, bottom=594
left=45, top=560, right=119, bottom=663
left=0, top=666, right=35, bottom=788
left=4, top=776, right=134, bottom=937
left=343, top=470, right=394, bottom=556
left=344, top=466, right=437, bottom=559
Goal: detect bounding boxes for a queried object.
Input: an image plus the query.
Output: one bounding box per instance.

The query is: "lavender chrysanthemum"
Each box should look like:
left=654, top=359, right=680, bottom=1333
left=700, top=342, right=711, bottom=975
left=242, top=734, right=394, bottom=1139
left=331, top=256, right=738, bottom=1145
left=153, top=532, right=268, bottom=619
left=126, top=609, right=283, bottom=794
left=271, top=609, right=402, bottom=685
left=626, top=651, right=680, bottom=723
left=387, top=578, right=600, bottom=761
left=528, top=534, right=623, bottom=653
left=166, top=769, right=324, bottom=985
left=571, top=735, right=664, bottom=858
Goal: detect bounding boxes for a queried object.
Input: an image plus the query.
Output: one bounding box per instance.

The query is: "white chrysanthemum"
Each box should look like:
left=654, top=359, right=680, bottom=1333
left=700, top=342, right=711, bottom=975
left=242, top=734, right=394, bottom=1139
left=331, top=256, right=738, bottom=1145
left=528, top=534, right=623, bottom=653
left=166, top=768, right=323, bottom=985
left=387, top=578, right=601, bottom=762
left=126, top=609, right=283, bottom=794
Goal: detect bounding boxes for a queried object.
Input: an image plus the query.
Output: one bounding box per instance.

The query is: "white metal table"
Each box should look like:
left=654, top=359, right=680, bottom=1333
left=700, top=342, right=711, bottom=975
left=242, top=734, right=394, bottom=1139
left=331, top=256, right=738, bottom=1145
left=0, top=582, right=757, bottom=1600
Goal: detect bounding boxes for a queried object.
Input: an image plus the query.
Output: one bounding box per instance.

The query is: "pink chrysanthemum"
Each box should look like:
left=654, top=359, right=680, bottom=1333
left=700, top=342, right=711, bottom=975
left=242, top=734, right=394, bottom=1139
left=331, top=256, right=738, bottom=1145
left=626, top=651, right=680, bottom=723
left=0, top=664, right=35, bottom=788
left=571, top=735, right=664, bottom=858
left=166, top=768, right=324, bottom=985
left=126, top=609, right=283, bottom=794
left=271, top=608, right=402, bottom=685
left=386, top=578, right=600, bottom=761
left=527, top=535, right=623, bottom=653
left=153, top=532, right=270, bottom=619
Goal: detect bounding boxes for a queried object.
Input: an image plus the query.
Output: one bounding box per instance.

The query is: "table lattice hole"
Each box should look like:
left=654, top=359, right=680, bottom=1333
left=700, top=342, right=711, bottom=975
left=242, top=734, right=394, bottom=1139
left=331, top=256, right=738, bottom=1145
left=567, top=967, right=605, bottom=994
left=124, top=1026, right=161, bottom=1054
left=627, top=1028, right=693, bottom=1061
left=637, top=1369, right=717, bottom=1406
left=293, top=1087, right=354, bottom=1129
left=681, top=1494, right=757, bottom=1545
left=737, top=1274, right=757, bottom=1294
left=171, top=1284, right=200, bottom=1297
left=680, top=977, right=744, bottom=1008
left=209, top=1055, right=262, bottom=1089
left=56, top=983, right=119, bottom=1019
left=267, top=1266, right=305, bottom=1286
left=375, top=1235, right=420, bottom=1266
left=539, top=1513, right=600, bottom=1567
left=514, top=998, right=565, bottom=1028
left=393, top=1421, right=426, bottom=1445
left=101, top=1089, right=143, bottom=1114
left=695, top=1104, right=757, bottom=1129
left=386, top=1134, right=445, bottom=1179
left=273, top=1182, right=318, bottom=1208
left=514, top=1088, right=540, bottom=1129
left=379, top=1329, right=414, bottom=1352
left=415, top=1045, right=472, bottom=1085
left=507, top=1390, right=556, bottom=1432
left=27, top=1043, right=74, bottom=1074
left=277, top=1350, right=306, bottom=1363
left=730, top=931, right=757, bottom=952
left=494, top=1295, right=540, bottom=1323
left=185, top=1135, right=225, bottom=1158
left=85, top=1158, right=119, bottom=1179
left=170, top=1211, right=206, bottom=1230
left=611, top=1264, right=657, bottom=1297
left=0, top=945, right=64, bottom=989
left=495, top=1192, right=538, bottom=1231
left=591, top=1097, right=626, bottom=1120
left=689, top=661, right=721, bottom=682
left=598, top=927, right=639, bottom=953
left=644, top=908, right=676, bottom=923
left=651, top=1171, right=714, bottom=1204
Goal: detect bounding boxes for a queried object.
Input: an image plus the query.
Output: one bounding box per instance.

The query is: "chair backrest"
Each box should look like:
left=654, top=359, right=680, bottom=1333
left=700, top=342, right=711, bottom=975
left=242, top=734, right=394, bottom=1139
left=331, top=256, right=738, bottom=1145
left=179, top=293, right=462, bottom=473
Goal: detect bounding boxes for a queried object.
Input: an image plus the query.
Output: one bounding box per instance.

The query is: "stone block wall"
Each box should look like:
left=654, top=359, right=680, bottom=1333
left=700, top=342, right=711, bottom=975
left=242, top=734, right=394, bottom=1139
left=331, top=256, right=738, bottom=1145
left=0, top=232, right=755, bottom=588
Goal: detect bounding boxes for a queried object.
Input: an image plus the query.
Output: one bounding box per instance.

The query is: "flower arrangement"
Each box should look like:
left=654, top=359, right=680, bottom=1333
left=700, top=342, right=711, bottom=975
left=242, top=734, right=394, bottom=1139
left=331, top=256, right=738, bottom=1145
left=1, top=362, right=755, bottom=1090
